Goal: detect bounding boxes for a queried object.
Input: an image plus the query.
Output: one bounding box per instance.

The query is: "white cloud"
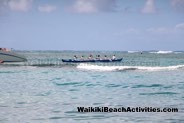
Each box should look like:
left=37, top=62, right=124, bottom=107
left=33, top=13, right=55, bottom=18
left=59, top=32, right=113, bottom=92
left=0, top=1, right=5, bottom=14
left=71, top=0, right=97, bottom=13
left=67, top=0, right=117, bottom=13
left=171, top=0, right=184, bottom=6
left=126, top=28, right=140, bottom=34
left=8, top=0, right=32, bottom=12
left=147, top=27, right=172, bottom=34
left=175, top=23, right=184, bottom=29
left=38, top=4, right=57, bottom=13
left=171, top=0, right=184, bottom=11
left=142, top=0, right=156, bottom=14
left=146, top=22, right=184, bottom=34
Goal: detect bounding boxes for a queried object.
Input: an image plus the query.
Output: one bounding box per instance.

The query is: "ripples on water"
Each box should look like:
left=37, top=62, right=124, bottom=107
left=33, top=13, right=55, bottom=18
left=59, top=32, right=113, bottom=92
left=0, top=51, right=184, bottom=122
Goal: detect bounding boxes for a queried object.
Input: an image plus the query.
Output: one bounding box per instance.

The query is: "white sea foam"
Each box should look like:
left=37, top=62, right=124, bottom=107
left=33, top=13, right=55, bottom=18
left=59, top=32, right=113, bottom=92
left=157, top=51, right=173, bottom=54
left=77, top=63, right=184, bottom=71
left=175, top=52, right=183, bottom=54
left=150, top=51, right=173, bottom=54
left=128, top=51, right=139, bottom=53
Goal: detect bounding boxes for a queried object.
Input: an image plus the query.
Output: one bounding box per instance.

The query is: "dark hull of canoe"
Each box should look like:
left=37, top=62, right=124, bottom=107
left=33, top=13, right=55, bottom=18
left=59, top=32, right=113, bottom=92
left=62, top=58, right=122, bottom=63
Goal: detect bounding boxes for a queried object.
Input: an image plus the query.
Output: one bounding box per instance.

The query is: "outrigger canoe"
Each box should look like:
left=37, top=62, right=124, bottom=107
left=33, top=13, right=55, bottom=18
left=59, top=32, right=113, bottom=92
left=62, top=58, right=123, bottom=63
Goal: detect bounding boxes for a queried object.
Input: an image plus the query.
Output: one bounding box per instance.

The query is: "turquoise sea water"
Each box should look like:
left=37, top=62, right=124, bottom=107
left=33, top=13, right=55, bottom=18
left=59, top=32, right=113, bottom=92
left=0, top=51, right=184, bottom=123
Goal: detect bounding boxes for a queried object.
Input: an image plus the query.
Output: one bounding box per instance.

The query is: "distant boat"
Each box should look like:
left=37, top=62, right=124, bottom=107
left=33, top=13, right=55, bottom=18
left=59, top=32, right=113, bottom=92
left=0, top=48, right=27, bottom=63
left=62, top=58, right=123, bottom=63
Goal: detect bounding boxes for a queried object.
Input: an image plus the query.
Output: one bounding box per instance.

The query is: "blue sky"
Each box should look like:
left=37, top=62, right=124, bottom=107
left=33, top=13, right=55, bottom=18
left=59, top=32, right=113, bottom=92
left=0, top=0, right=184, bottom=51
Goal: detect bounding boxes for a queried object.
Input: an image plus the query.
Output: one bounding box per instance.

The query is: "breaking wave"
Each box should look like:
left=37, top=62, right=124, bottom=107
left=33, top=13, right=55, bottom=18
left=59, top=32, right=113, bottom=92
left=77, top=63, right=184, bottom=71
left=150, top=51, right=173, bottom=54
left=128, top=51, right=139, bottom=53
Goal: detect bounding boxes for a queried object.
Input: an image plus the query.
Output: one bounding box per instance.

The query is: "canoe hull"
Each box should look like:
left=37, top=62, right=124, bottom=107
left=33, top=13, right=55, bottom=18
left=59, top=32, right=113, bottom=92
left=62, top=58, right=123, bottom=63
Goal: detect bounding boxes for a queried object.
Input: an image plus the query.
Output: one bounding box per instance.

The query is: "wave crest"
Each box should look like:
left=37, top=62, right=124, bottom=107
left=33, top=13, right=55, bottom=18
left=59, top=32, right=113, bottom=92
left=150, top=51, right=173, bottom=54
left=128, top=51, right=139, bottom=53
left=77, top=64, right=184, bottom=71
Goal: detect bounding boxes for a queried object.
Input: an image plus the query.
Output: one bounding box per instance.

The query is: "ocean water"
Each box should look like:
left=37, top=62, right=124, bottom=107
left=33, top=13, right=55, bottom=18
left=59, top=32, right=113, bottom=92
left=0, top=51, right=184, bottom=123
